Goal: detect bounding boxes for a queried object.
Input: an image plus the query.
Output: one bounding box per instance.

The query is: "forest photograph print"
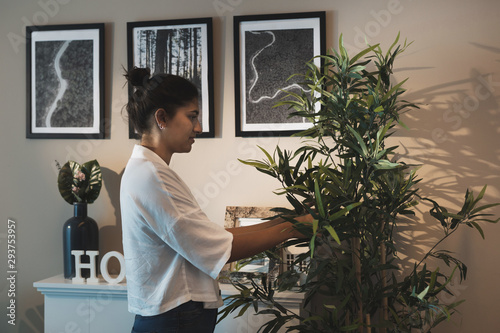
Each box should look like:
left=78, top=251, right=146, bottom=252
left=234, top=12, right=325, bottom=137
left=26, top=24, right=105, bottom=139
left=127, top=18, right=215, bottom=138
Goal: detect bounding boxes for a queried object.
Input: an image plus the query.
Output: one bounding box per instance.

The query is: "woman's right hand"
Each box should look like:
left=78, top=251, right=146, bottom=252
left=290, top=214, right=314, bottom=239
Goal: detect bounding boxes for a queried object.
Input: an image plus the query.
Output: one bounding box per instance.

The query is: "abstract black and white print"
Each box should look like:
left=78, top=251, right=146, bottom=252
left=235, top=13, right=325, bottom=136
left=243, top=28, right=313, bottom=125
left=27, top=25, right=103, bottom=138
left=35, top=40, right=94, bottom=128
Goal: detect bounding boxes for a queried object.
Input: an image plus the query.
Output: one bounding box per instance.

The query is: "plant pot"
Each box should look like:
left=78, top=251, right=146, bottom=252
left=62, top=202, right=99, bottom=279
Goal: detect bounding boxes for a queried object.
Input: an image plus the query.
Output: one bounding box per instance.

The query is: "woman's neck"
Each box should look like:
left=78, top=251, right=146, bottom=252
left=140, top=135, right=172, bottom=165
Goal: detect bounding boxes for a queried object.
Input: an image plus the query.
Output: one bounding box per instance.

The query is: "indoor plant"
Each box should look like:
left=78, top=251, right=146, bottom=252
left=56, top=159, right=102, bottom=204
left=56, top=159, right=102, bottom=278
left=219, top=35, right=499, bottom=332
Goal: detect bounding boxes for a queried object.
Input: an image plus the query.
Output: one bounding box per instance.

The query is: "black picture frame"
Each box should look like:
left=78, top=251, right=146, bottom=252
left=234, top=12, right=326, bottom=137
left=26, top=23, right=105, bottom=139
left=127, top=18, right=215, bottom=139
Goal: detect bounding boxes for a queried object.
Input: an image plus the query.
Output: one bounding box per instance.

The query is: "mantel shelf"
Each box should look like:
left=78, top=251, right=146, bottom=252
left=34, top=274, right=127, bottom=297
left=34, top=275, right=304, bottom=333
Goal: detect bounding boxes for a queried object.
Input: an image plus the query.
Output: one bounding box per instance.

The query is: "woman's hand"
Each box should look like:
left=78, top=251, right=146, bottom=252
left=228, top=213, right=314, bottom=263
left=290, top=214, right=315, bottom=239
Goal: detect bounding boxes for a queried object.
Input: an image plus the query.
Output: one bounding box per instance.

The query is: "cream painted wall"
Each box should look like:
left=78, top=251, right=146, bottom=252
left=1, top=0, right=499, bottom=332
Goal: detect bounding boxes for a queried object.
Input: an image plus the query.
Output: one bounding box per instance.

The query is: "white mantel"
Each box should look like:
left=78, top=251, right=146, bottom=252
left=34, top=275, right=304, bottom=333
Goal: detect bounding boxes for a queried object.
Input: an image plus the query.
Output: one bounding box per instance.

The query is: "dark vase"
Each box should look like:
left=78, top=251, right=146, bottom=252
left=63, top=202, right=99, bottom=279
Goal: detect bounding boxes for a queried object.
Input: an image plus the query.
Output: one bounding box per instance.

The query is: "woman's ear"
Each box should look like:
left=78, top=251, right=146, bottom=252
left=154, top=108, right=168, bottom=130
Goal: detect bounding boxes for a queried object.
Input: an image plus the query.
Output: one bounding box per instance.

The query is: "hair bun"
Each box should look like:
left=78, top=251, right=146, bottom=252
left=126, top=67, right=151, bottom=87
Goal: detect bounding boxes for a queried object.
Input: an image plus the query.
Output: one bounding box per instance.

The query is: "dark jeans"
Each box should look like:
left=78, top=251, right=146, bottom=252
left=132, top=301, right=217, bottom=333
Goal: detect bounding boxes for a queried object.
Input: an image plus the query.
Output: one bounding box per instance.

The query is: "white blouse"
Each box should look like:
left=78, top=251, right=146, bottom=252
left=120, top=145, right=233, bottom=316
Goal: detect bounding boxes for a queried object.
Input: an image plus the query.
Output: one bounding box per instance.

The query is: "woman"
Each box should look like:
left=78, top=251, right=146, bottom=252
left=120, top=67, right=312, bottom=333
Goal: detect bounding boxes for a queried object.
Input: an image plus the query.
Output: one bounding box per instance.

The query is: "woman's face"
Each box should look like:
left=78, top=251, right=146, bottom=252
left=162, top=99, right=202, bottom=156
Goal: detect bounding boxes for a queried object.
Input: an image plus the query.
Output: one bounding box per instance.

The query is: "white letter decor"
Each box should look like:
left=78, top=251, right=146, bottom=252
left=70, top=250, right=125, bottom=284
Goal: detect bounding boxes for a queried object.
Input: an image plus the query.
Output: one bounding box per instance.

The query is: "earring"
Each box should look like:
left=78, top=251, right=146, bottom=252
left=158, top=123, right=164, bottom=130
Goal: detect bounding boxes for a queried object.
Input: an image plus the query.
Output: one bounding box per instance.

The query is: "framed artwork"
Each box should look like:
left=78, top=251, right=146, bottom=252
left=234, top=12, right=326, bottom=137
left=26, top=23, right=105, bottom=139
left=127, top=18, right=215, bottom=139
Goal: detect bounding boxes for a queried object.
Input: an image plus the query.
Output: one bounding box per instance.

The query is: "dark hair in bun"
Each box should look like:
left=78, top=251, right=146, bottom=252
left=124, top=67, right=199, bottom=136
left=125, top=67, right=151, bottom=88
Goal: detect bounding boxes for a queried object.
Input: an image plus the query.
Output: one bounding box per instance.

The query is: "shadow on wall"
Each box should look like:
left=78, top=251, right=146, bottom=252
left=393, top=64, right=500, bottom=207
left=17, top=305, right=44, bottom=333
left=99, top=167, right=125, bottom=275
left=389, top=44, right=500, bottom=310
left=389, top=42, right=498, bottom=204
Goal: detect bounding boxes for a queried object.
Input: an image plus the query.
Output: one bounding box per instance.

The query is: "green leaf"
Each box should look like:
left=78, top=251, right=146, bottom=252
left=472, top=185, right=487, bottom=206
left=310, top=219, right=318, bottom=258
left=350, top=43, right=379, bottom=64
left=470, top=203, right=500, bottom=216
left=258, top=145, right=276, bottom=167
left=348, top=65, right=366, bottom=73
left=386, top=31, right=401, bottom=58
left=428, top=268, right=438, bottom=292
left=382, top=78, right=408, bottom=102
left=469, top=221, right=485, bottom=239
left=237, top=303, right=251, bottom=318
left=324, top=225, right=341, bottom=244
left=346, top=125, right=368, bottom=157
left=238, top=159, right=270, bottom=170
left=57, top=161, right=78, bottom=204
left=473, top=217, right=500, bottom=224
left=417, top=286, right=429, bottom=300
left=398, top=118, right=410, bottom=130
left=328, top=202, right=362, bottom=222
left=314, top=179, right=325, bottom=218
left=82, top=159, right=102, bottom=204
left=373, top=160, right=401, bottom=170
left=377, top=119, right=393, bottom=145
left=338, top=34, right=348, bottom=61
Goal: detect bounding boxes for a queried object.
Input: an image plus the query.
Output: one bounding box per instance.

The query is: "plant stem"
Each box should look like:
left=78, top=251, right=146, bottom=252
left=380, top=220, right=388, bottom=333
left=352, top=236, right=363, bottom=332
left=414, top=225, right=457, bottom=272
left=319, top=135, right=338, bottom=168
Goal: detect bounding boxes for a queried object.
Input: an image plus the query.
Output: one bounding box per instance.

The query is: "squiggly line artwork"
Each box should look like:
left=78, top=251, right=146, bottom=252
left=247, top=31, right=309, bottom=104
left=45, top=40, right=70, bottom=127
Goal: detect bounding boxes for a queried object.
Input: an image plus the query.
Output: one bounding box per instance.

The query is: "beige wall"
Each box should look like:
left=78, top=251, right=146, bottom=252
left=1, top=0, right=499, bottom=332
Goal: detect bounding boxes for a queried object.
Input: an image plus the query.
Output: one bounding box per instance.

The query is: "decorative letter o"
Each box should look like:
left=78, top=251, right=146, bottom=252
left=100, top=251, right=125, bottom=284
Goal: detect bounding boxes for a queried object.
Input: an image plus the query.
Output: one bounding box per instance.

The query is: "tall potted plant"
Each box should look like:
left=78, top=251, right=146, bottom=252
left=219, top=35, right=499, bottom=332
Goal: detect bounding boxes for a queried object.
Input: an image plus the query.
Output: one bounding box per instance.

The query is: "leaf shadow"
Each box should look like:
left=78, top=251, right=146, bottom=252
left=388, top=60, right=500, bottom=280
